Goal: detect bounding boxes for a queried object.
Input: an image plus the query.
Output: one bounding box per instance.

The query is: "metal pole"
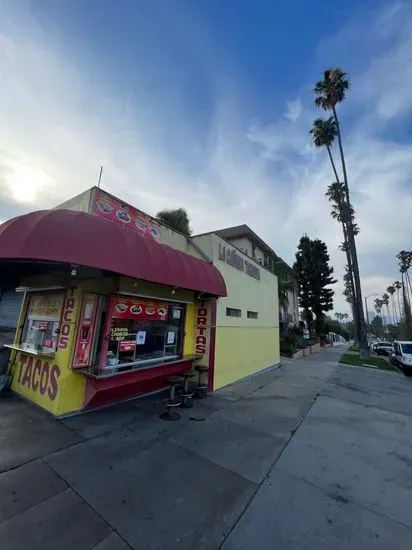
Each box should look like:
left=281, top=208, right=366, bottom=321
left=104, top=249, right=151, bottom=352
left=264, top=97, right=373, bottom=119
left=97, top=166, right=103, bottom=188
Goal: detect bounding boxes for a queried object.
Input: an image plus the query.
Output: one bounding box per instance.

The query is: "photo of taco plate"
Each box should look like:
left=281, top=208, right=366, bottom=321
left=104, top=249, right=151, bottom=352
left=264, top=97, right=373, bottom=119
left=145, top=307, right=156, bottom=315
left=157, top=307, right=167, bottom=317
left=135, top=219, right=147, bottom=232
left=96, top=200, right=113, bottom=213
left=116, top=209, right=131, bottom=223
left=115, top=303, right=128, bottom=313
left=130, top=305, right=143, bottom=315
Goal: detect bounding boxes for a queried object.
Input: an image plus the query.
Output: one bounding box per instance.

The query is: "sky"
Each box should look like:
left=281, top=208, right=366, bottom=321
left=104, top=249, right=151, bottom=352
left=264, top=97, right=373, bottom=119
left=0, top=0, right=411, bottom=315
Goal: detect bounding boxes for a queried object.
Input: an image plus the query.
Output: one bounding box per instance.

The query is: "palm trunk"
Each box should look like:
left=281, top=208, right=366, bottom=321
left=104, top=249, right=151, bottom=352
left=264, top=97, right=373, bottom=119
left=406, top=271, right=412, bottom=305
left=332, top=105, right=368, bottom=358
left=325, top=143, right=359, bottom=342
left=397, top=289, right=403, bottom=321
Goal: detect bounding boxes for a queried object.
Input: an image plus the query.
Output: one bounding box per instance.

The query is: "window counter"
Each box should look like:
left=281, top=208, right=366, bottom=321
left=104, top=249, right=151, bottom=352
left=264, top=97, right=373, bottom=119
left=78, top=354, right=202, bottom=379
left=3, top=343, right=55, bottom=358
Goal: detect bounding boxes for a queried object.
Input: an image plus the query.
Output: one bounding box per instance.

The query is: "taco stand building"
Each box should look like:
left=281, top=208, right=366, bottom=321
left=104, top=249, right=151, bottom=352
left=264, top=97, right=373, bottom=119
left=0, top=187, right=284, bottom=416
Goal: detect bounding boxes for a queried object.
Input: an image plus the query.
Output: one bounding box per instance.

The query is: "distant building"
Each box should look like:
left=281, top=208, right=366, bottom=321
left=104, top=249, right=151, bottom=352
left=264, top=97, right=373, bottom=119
left=213, top=224, right=299, bottom=330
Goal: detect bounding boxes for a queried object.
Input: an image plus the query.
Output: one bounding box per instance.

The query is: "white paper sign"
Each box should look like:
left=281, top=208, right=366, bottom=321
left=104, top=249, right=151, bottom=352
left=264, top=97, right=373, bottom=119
left=172, top=309, right=181, bottom=319
left=167, top=331, right=175, bottom=344
left=136, top=331, right=146, bottom=345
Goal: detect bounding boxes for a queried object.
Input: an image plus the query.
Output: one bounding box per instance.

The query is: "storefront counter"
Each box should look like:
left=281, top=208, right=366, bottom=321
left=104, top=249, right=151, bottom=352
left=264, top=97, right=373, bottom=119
left=79, top=354, right=202, bottom=379
left=82, top=356, right=198, bottom=410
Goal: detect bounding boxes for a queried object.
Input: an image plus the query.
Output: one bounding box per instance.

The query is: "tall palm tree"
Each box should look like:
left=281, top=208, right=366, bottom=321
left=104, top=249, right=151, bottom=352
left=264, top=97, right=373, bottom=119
left=394, top=281, right=403, bottom=321
left=325, top=182, right=358, bottom=337
left=310, top=118, right=340, bottom=182
left=397, top=252, right=412, bottom=338
left=397, top=251, right=412, bottom=303
left=386, top=285, right=397, bottom=324
left=314, top=68, right=368, bottom=358
left=381, top=294, right=390, bottom=325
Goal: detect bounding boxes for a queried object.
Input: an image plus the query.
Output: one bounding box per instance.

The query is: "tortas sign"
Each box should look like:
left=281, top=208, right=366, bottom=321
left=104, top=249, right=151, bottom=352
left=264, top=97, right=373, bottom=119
left=218, top=243, right=260, bottom=280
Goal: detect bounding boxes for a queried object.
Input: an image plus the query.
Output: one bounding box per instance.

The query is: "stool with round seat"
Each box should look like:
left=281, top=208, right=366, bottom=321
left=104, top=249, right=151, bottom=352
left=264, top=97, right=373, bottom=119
left=179, top=370, right=196, bottom=408
left=194, top=364, right=209, bottom=398
left=159, top=375, right=184, bottom=420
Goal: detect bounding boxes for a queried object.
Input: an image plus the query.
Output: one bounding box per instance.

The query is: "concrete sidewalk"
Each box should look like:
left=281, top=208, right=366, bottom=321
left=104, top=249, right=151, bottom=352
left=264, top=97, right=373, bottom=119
left=1, top=346, right=412, bottom=549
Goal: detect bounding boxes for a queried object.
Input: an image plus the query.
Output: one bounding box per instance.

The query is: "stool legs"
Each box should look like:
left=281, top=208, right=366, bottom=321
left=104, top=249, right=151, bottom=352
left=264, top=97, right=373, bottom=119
left=179, top=376, right=194, bottom=409
left=159, top=382, right=181, bottom=421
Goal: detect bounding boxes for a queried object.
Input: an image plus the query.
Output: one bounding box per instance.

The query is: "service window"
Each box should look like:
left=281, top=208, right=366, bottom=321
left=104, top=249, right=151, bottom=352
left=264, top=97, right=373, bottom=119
left=21, top=292, right=65, bottom=352
left=105, top=295, right=185, bottom=368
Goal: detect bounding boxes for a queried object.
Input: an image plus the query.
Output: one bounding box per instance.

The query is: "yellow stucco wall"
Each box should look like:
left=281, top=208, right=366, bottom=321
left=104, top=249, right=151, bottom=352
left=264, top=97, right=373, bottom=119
left=10, top=289, right=86, bottom=416
left=183, top=303, right=196, bottom=355
left=214, top=327, right=279, bottom=389
left=193, top=234, right=280, bottom=389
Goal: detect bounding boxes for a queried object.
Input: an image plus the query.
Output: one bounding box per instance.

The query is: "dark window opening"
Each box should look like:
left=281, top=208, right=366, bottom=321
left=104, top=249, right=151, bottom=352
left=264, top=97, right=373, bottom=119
left=247, top=311, right=258, bottom=319
left=226, top=307, right=241, bottom=318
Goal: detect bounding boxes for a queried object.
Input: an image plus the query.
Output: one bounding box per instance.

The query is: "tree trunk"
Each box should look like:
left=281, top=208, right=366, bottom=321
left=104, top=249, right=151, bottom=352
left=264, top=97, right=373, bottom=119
left=332, top=105, right=369, bottom=358
left=397, top=289, right=402, bottom=321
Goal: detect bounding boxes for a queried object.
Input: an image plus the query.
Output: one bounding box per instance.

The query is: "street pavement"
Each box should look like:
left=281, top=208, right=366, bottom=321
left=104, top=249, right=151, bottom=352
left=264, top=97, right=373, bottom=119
left=1, top=346, right=412, bottom=549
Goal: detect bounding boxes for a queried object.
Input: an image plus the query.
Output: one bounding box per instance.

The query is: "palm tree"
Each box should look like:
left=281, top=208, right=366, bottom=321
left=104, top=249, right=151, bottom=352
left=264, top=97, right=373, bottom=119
left=374, top=298, right=384, bottom=325
left=381, top=294, right=390, bottom=325
left=397, top=251, right=412, bottom=303
left=310, top=118, right=340, bottom=181
left=314, top=68, right=368, bottom=358
left=394, top=281, right=403, bottom=321
left=325, top=182, right=358, bottom=337
left=397, top=252, right=412, bottom=338
left=386, top=285, right=397, bottom=324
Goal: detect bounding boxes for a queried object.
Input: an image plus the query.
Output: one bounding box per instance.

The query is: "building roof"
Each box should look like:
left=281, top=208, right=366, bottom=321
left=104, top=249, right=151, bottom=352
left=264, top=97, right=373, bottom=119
left=0, top=209, right=227, bottom=297
left=212, top=224, right=294, bottom=276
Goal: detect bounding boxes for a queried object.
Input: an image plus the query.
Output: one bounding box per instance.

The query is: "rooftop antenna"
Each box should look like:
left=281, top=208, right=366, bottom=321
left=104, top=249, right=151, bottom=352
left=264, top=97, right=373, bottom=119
left=97, top=165, right=103, bottom=188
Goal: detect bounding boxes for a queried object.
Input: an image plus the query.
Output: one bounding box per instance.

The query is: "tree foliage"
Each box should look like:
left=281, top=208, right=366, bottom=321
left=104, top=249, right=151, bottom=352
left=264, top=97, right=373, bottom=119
left=293, top=235, right=337, bottom=335
left=156, top=208, right=192, bottom=236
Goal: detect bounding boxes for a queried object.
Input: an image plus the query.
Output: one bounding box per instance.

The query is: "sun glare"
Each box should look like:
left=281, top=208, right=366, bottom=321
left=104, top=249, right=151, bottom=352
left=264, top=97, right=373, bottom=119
left=8, top=165, right=47, bottom=203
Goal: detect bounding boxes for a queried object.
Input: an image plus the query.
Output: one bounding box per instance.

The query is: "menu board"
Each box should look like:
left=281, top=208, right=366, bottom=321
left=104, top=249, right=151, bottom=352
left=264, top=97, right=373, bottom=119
left=27, top=293, right=64, bottom=321
left=92, top=188, right=161, bottom=240
left=112, top=296, right=169, bottom=321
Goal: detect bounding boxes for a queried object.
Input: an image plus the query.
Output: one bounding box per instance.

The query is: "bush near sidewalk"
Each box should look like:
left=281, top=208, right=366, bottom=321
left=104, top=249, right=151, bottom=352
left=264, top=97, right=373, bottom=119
left=339, top=353, right=396, bottom=372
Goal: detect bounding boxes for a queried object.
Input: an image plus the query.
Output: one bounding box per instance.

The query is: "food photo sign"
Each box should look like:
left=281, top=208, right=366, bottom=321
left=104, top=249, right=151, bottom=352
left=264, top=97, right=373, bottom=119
left=92, top=188, right=161, bottom=240
left=111, top=296, right=169, bottom=321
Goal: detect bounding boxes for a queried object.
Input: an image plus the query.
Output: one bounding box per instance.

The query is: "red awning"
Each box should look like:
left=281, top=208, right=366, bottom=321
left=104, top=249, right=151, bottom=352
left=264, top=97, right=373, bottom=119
left=0, top=209, right=227, bottom=296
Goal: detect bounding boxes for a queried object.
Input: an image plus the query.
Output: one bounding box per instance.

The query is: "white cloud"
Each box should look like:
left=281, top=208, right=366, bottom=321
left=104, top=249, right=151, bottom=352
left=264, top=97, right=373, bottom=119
left=284, top=98, right=302, bottom=122
left=0, top=1, right=411, bottom=318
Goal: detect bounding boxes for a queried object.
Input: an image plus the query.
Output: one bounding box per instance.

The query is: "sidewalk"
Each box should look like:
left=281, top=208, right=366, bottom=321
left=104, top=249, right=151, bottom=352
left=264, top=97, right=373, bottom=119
left=1, top=346, right=412, bottom=549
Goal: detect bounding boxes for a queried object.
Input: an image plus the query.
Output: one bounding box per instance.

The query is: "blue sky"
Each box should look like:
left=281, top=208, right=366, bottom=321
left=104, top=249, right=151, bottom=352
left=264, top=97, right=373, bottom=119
left=1, top=0, right=411, bottom=313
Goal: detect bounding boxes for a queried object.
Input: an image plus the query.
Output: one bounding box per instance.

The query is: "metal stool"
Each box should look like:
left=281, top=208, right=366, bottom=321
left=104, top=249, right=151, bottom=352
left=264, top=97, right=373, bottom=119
left=194, top=365, right=209, bottom=398
left=159, top=375, right=184, bottom=420
left=179, top=370, right=195, bottom=408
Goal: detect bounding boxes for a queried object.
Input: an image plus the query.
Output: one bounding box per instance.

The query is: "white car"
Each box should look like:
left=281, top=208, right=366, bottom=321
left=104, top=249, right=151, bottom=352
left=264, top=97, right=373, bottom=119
left=373, top=342, right=393, bottom=356
left=391, top=341, right=412, bottom=374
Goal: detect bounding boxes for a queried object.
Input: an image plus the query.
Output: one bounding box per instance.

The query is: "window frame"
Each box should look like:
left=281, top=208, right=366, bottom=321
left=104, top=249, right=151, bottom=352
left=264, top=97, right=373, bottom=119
left=247, top=310, right=259, bottom=319
left=20, top=290, right=65, bottom=353
left=226, top=307, right=242, bottom=318
left=98, top=293, right=187, bottom=371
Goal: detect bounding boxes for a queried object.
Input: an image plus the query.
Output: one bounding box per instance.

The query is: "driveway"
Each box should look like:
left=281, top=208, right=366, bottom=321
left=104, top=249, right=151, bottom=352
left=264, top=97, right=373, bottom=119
left=0, top=346, right=412, bottom=549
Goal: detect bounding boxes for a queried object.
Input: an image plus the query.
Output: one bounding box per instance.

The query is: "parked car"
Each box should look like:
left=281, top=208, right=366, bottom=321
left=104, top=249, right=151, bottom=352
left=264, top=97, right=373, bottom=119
left=374, top=342, right=393, bottom=356
left=391, top=341, right=412, bottom=374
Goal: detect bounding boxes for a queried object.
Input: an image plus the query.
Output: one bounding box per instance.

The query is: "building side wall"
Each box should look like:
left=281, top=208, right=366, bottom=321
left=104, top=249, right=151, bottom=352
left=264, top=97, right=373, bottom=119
left=195, top=234, right=280, bottom=389
left=54, top=189, right=92, bottom=213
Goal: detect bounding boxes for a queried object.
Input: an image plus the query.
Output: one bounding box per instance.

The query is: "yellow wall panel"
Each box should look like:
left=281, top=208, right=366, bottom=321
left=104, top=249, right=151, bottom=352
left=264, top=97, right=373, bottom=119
left=183, top=303, right=196, bottom=355
left=213, top=326, right=280, bottom=389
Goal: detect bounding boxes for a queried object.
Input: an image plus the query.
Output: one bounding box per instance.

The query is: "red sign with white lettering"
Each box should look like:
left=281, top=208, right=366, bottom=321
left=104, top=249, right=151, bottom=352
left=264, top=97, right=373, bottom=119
left=118, top=340, right=136, bottom=352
